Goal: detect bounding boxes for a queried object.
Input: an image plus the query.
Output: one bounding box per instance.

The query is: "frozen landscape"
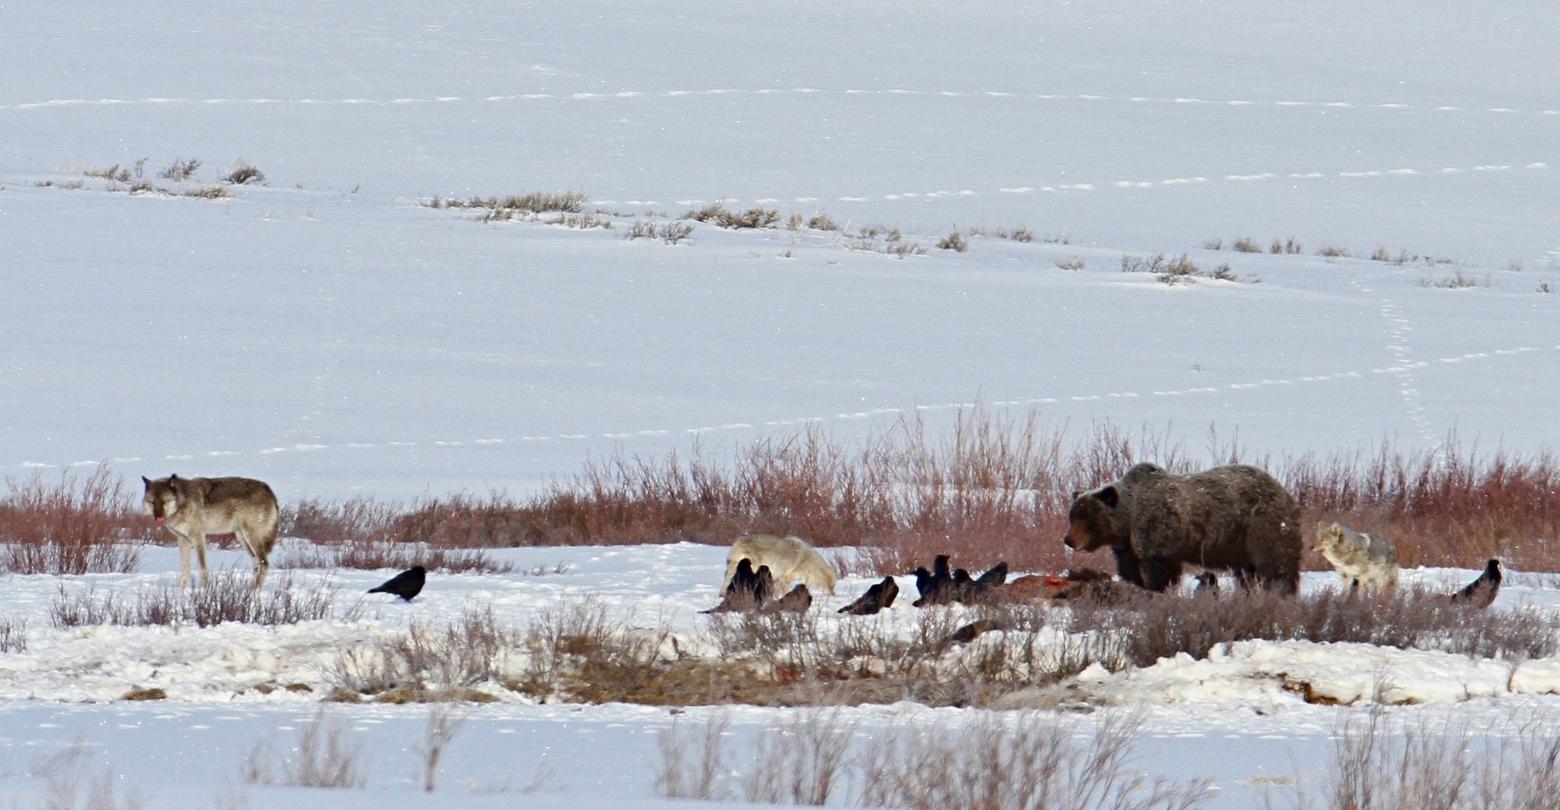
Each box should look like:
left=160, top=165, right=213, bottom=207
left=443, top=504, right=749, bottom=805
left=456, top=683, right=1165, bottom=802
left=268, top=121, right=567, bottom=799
left=2, top=1, right=1558, bottom=807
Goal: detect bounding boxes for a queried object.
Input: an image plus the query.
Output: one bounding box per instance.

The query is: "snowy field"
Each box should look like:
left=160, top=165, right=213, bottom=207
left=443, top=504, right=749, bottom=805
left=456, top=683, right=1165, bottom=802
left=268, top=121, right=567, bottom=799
left=2, top=0, right=1559, bottom=807
left=2, top=544, right=1560, bottom=808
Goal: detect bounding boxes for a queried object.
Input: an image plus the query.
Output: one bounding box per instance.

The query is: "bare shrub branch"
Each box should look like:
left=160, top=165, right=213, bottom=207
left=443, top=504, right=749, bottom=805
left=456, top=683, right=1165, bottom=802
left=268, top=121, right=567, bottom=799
left=859, top=710, right=1211, bottom=810
left=244, top=709, right=367, bottom=789
left=0, top=616, right=25, bottom=653
left=416, top=703, right=471, bottom=792
left=655, top=714, right=731, bottom=801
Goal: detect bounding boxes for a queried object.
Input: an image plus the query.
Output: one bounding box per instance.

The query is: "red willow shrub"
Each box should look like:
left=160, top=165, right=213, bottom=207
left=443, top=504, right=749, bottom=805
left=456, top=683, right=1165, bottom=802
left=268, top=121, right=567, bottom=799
left=0, top=466, right=149, bottom=574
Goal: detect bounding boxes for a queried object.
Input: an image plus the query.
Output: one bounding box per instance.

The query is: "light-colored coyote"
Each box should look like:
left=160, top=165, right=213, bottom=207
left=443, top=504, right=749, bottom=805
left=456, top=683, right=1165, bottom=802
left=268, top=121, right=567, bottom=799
left=1313, top=521, right=1399, bottom=593
left=142, top=474, right=279, bottom=588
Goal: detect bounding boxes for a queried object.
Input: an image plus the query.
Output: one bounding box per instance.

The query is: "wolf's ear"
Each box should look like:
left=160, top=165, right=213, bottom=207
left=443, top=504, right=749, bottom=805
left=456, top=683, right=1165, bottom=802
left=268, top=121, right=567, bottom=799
left=141, top=475, right=151, bottom=486
left=169, top=473, right=179, bottom=482
left=1096, top=485, right=1119, bottom=508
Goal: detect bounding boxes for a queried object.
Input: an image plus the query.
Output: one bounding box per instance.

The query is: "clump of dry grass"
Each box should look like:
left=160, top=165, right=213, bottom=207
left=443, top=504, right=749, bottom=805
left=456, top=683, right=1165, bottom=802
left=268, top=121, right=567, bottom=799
left=1121, top=253, right=1203, bottom=285
left=415, top=703, right=470, bottom=792
left=180, top=185, right=230, bottom=199
left=1263, top=707, right=1560, bottom=810
left=861, top=711, right=1212, bottom=810
left=332, top=607, right=512, bottom=700
left=513, top=599, right=680, bottom=703
left=50, top=570, right=340, bottom=629
left=83, top=164, right=132, bottom=183
left=968, top=225, right=1033, bottom=242
left=158, top=158, right=201, bottom=182
left=1421, top=271, right=1491, bottom=289
left=657, top=709, right=1212, bottom=809
left=624, top=218, right=695, bottom=244
left=0, top=616, right=25, bottom=653
left=32, top=741, right=145, bottom=810
left=0, top=466, right=147, bottom=575
left=244, top=709, right=367, bottom=789
left=222, top=161, right=266, bottom=185
left=429, top=190, right=586, bottom=214
left=685, top=202, right=781, bottom=229
left=937, top=231, right=969, bottom=252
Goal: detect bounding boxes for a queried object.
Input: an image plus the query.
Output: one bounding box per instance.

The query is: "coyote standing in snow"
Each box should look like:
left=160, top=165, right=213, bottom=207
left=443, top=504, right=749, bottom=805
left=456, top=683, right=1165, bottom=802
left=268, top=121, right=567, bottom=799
left=142, top=474, right=279, bottom=588
left=1313, top=521, right=1398, bottom=594
left=721, top=534, right=837, bottom=594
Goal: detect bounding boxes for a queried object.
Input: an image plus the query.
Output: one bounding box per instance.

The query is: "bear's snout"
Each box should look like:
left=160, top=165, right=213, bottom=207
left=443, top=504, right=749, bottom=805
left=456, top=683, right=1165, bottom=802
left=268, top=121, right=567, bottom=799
left=1063, top=535, right=1076, bottom=549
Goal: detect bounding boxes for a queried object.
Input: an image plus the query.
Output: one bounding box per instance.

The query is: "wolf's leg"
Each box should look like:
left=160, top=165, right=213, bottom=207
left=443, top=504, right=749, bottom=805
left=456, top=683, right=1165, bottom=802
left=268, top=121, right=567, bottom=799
left=236, top=523, right=272, bottom=589
left=174, top=531, right=193, bottom=587
left=193, top=533, right=210, bottom=587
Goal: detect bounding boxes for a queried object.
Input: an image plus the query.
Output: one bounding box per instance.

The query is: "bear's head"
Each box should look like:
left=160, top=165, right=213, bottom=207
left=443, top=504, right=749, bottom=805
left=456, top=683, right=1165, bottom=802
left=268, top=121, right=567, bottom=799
left=1063, top=485, right=1127, bottom=551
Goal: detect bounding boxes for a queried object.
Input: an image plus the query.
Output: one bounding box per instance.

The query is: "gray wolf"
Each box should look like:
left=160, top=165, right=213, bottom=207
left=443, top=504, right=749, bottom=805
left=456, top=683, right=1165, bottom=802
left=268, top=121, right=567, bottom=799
left=721, top=534, right=837, bottom=594
left=368, top=565, right=427, bottom=601
left=1313, top=522, right=1399, bottom=593
left=142, top=474, right=278, bottom=588
left=1063, top=462, right=1302, bottom=593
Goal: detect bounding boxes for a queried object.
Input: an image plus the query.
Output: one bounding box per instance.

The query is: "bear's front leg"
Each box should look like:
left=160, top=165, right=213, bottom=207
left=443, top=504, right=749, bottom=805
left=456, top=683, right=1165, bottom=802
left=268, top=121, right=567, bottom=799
left=1111, top=545, right=1146, bottom=587
left=1140, top=557, right=1184, bottom=591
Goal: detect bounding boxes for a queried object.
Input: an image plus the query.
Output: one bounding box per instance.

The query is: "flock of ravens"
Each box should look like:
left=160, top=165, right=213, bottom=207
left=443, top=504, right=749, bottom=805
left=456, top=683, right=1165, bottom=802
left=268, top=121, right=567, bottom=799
left=364, top=557, right=1503, bottom=610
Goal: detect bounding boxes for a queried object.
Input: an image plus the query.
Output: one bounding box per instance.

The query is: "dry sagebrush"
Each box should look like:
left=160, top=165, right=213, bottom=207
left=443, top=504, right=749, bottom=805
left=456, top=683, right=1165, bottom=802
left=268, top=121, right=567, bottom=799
left=50, top=570, right=340, bottom=629
left=656, top=709, right=1212, bottom=809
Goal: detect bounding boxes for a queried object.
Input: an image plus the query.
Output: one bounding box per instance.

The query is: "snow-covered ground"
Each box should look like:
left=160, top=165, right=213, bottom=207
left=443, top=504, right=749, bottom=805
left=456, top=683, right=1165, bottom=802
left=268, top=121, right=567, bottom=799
left=2, top=543, right=1559, bottom=808
left=3, top=0, right=1558, bottom=807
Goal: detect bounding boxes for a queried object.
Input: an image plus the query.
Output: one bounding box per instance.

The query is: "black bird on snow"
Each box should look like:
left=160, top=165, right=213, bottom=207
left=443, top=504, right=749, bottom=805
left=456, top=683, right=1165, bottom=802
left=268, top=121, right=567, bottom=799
left=839, top=576, right=900, bottom=615
left=368, top=565, right=427, bottom=601
left=1451, top=559, right=1502, bottom=608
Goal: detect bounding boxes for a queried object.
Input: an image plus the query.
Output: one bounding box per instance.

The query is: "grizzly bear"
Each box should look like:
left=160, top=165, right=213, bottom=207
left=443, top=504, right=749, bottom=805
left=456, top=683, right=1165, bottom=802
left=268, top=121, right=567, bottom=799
left=1062, top=462, right=1301, bottom=594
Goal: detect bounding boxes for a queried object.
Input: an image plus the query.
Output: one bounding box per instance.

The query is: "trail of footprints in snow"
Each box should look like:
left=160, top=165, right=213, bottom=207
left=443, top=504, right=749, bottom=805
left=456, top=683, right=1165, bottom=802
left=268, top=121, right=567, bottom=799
left=16, top=343, right=1559, bottom=472
left=1353, top=278, right=1439, bottom=446
left=597, top=162, right=1549, bottom=208
left=4, top=87, right=1560, bottom=117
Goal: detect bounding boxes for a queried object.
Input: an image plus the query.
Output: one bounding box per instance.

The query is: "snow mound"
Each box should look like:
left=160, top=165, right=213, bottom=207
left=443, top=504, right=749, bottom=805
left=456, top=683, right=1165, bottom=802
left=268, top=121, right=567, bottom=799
left=1069, top=640, right=1560, bottom=706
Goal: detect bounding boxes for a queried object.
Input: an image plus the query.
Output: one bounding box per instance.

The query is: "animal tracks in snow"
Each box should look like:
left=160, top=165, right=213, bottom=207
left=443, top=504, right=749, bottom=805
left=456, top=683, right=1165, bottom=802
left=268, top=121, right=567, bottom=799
left=601, top=162, right=1549, bottom=209
left=4, top=87, right=1559, bottom=118
left=13, top=344, right=1556, bottom=473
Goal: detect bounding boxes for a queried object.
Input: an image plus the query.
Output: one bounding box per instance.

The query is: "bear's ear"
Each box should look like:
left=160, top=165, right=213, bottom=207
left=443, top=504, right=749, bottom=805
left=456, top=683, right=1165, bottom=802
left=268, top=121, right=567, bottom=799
left=1070, top=490, right=1080, bottom=502
left=1095, top=485, right=1119, bottom=508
